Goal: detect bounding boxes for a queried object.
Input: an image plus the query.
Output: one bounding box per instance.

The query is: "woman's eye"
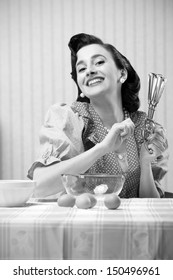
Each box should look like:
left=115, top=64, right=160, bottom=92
left=96, top=60, right=105, bottom=66
left=78, top=67, right=86, bottom=73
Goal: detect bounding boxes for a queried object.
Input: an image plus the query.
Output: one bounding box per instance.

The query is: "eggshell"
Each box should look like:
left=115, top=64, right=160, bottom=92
left=94, top=184, right=108, bottom=194
left=75, top=194, right=92, bottom=209
left=57, top=193, right=76, bottom=207
left=104, top=193, right=121, bottom=209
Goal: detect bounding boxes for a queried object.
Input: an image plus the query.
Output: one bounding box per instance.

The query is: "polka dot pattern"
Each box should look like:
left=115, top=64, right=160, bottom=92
left=71, top=102, right=142, bottom=198
left=71, top=101, right=167, bottom=198
left=86, top=104, right=140, bottom=198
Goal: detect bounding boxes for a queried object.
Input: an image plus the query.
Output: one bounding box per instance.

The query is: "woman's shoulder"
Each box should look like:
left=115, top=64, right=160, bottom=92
left=44, top=102, right=84, bottom=126
left=46, top=102, right=75, bottom=117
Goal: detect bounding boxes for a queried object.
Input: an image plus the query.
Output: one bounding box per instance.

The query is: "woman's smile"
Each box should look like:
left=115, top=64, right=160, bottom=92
left=86, top=77, right=105, bottom=87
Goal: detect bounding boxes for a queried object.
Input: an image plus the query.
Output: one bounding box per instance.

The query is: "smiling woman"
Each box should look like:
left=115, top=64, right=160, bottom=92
left=76, top=45, right=122, bottom=103
left=28, top=33, right=168, bottom=199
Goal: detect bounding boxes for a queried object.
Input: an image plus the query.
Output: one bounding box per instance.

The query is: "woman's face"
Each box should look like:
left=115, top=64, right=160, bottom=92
left=76, top=44, right=122, bottom=99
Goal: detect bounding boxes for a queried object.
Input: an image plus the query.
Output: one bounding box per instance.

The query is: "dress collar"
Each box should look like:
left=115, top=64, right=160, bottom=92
left=71, top=101, right=130, bottom=147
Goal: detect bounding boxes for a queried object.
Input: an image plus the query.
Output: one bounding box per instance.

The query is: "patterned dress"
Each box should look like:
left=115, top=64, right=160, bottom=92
left=71, top=102, right=143, bottom=198
left=28, top=101, right=168, bottom=198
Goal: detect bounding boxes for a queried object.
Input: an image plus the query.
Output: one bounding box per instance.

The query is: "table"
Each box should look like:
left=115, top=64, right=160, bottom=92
left=0, top=198, right=173, bottom=260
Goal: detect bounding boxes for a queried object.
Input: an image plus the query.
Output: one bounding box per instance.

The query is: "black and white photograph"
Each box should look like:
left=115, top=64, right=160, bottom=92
left=0, top=0, right=173, bottom=279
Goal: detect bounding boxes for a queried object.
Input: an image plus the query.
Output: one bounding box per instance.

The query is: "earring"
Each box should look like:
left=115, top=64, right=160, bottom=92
left=80, top=92, right=85, bottom=98
left=120, top=78, right=125, bottom=83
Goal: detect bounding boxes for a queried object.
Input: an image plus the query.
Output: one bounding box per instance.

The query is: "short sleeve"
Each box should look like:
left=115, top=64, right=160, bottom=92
left=28, top=103, right=84, bottom=179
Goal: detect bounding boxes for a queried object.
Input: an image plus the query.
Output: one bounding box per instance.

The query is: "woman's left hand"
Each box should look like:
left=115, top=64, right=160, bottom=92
left=140, top=124, right=168, bottom=164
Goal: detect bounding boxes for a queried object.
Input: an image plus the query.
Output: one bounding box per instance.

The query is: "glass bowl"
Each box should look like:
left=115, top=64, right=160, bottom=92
left=61, top=174, right=125, bottom=197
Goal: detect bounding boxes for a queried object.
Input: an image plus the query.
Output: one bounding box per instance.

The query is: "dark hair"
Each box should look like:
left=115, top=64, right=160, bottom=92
left=68, top=33, right=140, bottom=112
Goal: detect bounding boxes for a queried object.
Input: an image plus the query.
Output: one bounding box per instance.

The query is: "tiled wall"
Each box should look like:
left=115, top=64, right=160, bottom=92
left=0, top=0, right=173, bottom=191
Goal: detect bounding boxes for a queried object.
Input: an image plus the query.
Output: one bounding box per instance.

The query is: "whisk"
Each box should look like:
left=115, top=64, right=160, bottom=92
left=142, top=72, right=167, bottom=153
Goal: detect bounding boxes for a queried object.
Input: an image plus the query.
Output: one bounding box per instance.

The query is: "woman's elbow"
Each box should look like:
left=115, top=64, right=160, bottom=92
left=32, top=167, right=64, bottom=197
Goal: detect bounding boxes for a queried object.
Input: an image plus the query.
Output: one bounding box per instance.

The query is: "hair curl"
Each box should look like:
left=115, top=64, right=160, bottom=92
left=68, top=33, right=140, bottom=112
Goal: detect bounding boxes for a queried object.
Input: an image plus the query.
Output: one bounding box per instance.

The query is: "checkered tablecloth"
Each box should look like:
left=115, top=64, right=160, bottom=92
left=0, top=198, right=173, bottom=259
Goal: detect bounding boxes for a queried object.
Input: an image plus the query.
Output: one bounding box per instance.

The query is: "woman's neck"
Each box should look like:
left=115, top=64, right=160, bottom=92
left=91, top=96, right=124, bottom=129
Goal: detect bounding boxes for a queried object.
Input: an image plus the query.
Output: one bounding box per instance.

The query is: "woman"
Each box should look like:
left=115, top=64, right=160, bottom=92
left=28, top=33, right=168, bottom=198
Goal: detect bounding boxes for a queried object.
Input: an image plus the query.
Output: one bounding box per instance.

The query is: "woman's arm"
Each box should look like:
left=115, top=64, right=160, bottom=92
left=139, top=147, right=160, bottom=198
left=33, top=142, right=106, bottom=197
left=33, top=118, right=134, bottom=197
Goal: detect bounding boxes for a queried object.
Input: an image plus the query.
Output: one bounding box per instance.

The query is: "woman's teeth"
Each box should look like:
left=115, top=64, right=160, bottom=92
left=88, top=78, right=103, bottom=86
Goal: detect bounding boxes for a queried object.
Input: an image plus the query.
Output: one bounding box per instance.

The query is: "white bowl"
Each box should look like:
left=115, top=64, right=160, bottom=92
left=0, top=180, right=36, bottom=207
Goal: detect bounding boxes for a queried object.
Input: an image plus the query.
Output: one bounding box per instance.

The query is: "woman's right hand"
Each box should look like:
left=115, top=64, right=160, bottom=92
left=100, top=118, right=135, bottom=154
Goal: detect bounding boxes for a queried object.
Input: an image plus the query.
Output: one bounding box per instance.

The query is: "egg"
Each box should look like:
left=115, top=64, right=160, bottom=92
left=75, top=194, right=91, bottom=209
left=57, top=193, right=76, bottom=207
left=75, top=193, right=97, bottom=209
left=104, top=193, right=121, bottom=209
left=87, top=193, right=97, bottom=208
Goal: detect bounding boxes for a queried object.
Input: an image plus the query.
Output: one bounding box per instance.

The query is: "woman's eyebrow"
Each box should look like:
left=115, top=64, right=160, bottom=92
left=76, top=60, right=85, bottom=67
left=76, top=54, right=106, bottom=67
